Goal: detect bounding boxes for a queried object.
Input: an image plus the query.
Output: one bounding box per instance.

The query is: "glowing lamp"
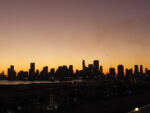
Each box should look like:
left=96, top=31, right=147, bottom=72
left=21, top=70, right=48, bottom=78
left=134, top=107, right=139, bottom=112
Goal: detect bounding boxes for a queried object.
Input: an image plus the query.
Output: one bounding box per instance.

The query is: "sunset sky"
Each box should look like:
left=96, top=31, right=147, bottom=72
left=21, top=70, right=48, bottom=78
left=0, top=0, right=150, bottom=73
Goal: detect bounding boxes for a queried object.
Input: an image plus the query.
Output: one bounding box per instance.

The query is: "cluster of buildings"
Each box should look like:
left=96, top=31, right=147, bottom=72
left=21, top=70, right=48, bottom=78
left=0, top=60, right=150, bottom=81
left=78, top=60, right=150, bottom=82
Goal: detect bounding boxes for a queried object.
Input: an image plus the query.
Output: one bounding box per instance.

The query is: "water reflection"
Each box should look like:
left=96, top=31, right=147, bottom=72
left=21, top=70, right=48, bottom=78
left=0, top=80, right=83, bottom=85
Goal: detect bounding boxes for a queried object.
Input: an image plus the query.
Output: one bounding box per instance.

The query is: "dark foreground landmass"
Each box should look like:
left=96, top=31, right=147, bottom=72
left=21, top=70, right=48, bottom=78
left=0, top=81, right=150, bottom=113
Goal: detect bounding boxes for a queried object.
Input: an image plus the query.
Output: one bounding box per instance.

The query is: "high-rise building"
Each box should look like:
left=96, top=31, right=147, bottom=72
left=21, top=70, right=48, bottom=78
left=145, top=68, right=148, bottom=74
left=17, top=71, right=28, bottom=80
left=39, top=66, right=49, bottom=80
left=100, top=66, right=103, bottom=74
left=87, top=64, right=94, bottom=79
left=117, top=65, right=124, bottom=79
left=8, top=65, right=16, bottom=80
left=134, top=65, right=139, bottom=75
left=93, top=60, right=99, bottom=72
left=109, top=67, right=116, bottom=76
left=36, top=69, right=40, bottom=76
left=93, top=60, right=99, bottom=77
left=88, top=64, right=93, bottom=70
left=126, top=69, right=133, bottom=80
left=29, top=63, right=36, bottom=80
left=30, top=63, right=35, bottom=73
left=69, top=65, right=73, bottom=71
left=69, top=65, right=74, bottom=75
left=50, top=68, right=55, bottom=74
left=82, top=60, right=86, bottom=70
left=50, top=68, right=55, bottom=80
left=10, top=65, right=14, bottom=70
left=43, top=66, right=48, bottom=74
left=140, top=65, right=143, bottom=74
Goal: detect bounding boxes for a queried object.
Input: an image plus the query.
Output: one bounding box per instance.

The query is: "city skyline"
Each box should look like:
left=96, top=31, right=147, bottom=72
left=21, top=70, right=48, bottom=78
left=0, top=0, right=150, bottom=73
left=0, top=1, right=150, bottom=113
left=0, top=60, right=149, bottom=81
left=0, top=60, right=149, bottom=75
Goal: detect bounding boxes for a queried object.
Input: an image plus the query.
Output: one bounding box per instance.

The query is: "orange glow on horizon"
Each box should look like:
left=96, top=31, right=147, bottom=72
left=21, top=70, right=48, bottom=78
left=0, top=60, right=149, bottom=75
left=0, top=0, right=150, bottom=75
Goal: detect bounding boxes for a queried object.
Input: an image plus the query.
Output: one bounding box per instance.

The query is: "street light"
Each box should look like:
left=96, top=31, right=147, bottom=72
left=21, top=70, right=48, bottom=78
left=134, top=107, right=139, bottom=112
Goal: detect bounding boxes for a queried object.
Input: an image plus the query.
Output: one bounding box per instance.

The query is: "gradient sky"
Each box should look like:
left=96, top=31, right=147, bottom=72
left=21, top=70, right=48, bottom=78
left=0, top=0, right=150, bottom=73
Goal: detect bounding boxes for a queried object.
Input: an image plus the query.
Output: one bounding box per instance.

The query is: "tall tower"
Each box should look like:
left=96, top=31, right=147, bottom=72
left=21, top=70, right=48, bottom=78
left=140, top=65, right=143, bottom=74
left=69, top=65, right=74, bottom=75
left=100, top=66, right=103, bottom=74
left=8, top=65, right=16, bottom=80
left=82, top=60, right=86, bottom=70
left=93, top=60, right=99, bottom=76
left=145, top=68, right=148, bottom=74
left=30, top=63, right=35, bottom=73
left=134, top=65, right=139, bottom=75
left=29, top=63, right=35, bottom=80
left=93, top=60, right=99, bottom=72
left=117, top=65, right=124, bottom=80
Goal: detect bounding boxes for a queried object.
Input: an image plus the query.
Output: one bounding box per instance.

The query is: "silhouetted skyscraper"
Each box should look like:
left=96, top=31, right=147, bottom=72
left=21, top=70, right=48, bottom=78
left=30, top=63, right=35, bottom=73
left=50, top=68, right=55, bottom=74
left=39, top=66, right=49, bottom=80
left=93, top=60, right=99, bottom=73
left=36, top=69, right=40, bottom=76
left=100, top=66, right=104, bottom=75
left=93, top=60, right=99, bottom=75
left=10, top=65, right=14, bottom=70
left=82, top=60, right=86, bottom=70
left=17, top=71, right=28, bottom=80
left=100, top=66, right=103, bottom=74
left=87, top=64, right=94, bottom=79
left=56, top=65, right=69, bottom=80
left=140, top=65, right=143, bottom=74
left=29, top=63, right=36, bottom=80
left=126, top=69, right=133, bottom=81
left=69, top=65, right=74, bottom=76
left=8, top=65, right=16, bottom=80
left=43, top=66, right=48, bottom=74
left=50, top=68, right=55, bottom=80
left=0, top=71, right=6, bottom=80
left=117, top=65, right=124, bottom=80
left=134, top=65, right=139, bottom=75
left=88, top=64, right=93, bottom=70
left=109, top=67, right=116, bottom=77
left=145, top=68, right=148, bottom=74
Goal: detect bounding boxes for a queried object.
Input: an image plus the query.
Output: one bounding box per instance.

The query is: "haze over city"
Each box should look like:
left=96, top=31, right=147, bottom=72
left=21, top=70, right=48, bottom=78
left=0, top=0, right=150, bottom=73
left=1, top=1, right=150, bottom=113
